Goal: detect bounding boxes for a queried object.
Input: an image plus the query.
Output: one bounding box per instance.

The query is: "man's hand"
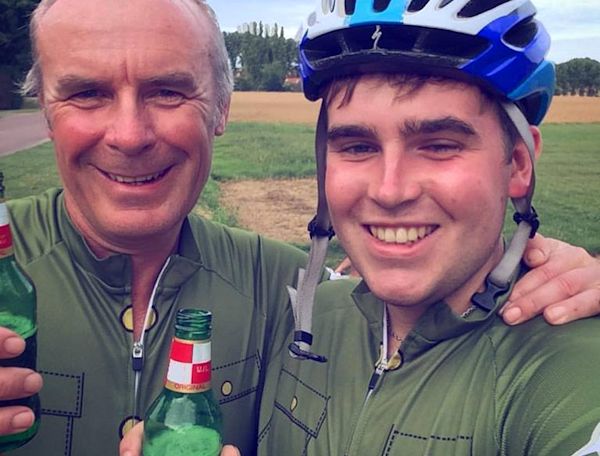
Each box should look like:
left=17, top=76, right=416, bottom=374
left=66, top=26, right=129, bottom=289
left=333, top=256, right=359, bottom=277
left=0, top=328, right=43, bottom=437
left=502, top=234, right=600, bottom=325
left=120, top=421, right=241, bottom=456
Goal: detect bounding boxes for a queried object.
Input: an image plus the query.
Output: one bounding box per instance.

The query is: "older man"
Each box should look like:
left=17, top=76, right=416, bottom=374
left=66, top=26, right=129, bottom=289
left=1, top=0, right=599, bottom=455
left=0, top=0, right=308, bottom=454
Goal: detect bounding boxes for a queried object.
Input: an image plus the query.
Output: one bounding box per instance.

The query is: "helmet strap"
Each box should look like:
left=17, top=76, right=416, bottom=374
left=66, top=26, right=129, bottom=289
left=472, top=102, right=539, bottom=311
left=287, top=103, right=331, bottom=363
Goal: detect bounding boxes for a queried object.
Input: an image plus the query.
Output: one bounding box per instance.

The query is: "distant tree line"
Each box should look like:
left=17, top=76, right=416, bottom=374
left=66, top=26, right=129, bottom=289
left=2, top=3, right=600, bottom=108
left=556, top=58, right=600, bottom=96
left=0, top=0, right=38, bottom=109
left=223, top=22, right=299, bottom=92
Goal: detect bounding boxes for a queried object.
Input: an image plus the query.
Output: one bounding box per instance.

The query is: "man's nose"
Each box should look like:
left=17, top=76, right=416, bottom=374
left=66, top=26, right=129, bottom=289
left=105, top=97, right=156, bottom=155
left=369, top=149, right=423, bottom=208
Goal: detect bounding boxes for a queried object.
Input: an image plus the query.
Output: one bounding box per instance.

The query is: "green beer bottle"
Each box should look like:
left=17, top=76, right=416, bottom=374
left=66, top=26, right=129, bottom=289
left=0, top=172, right=40, bottom=451
left=143, top=308, right=222, bottom=456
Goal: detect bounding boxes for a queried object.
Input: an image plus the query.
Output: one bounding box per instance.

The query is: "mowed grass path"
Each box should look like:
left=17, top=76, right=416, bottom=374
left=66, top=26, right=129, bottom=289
left=0, top=122, right=598, bottom=254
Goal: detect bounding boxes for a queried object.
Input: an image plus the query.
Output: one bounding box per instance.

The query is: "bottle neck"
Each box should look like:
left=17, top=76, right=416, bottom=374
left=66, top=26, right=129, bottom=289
left=164, top=336, right=212, bottom=394
left=0, top=200, right=14, bottom=259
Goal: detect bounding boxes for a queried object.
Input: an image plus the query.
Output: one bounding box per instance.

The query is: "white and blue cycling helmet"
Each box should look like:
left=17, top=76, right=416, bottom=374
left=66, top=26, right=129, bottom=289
left=288, top=0, right=555, bottom=362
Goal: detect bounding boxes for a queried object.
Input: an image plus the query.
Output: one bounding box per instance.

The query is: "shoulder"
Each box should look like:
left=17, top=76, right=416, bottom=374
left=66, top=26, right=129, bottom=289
left=185, top=214, right=317, bottom=302
left=186, top=213, right=309, bottom=269
left=490, top=317, right=600, bottom=454
left=6, top=188, right=63, bottom=265
left=313, top=277, right=361, bottom=315
left=489, top=315, right=600, bottom=362
left=316, top=277, right=359, bottom=297
left=489, top=316, right=600, bottom=403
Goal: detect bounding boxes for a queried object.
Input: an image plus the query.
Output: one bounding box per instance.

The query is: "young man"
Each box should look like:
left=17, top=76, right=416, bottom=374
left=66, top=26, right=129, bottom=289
left=2, top=1, right=598, bottom=455
left=258, top=1, right=600, bottom=455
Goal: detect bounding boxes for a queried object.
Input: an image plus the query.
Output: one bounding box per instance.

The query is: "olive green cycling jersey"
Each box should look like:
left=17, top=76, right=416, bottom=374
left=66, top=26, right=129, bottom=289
left=259, top=278, right=600, bottom=456
left=7, top=188, right=310, bottom=455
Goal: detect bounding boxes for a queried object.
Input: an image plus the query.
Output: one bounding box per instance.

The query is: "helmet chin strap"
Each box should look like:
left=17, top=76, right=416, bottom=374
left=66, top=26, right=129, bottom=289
left=287, top=103, right=331, bottom=363
left=472, top=102, right=539, bottom=310
left=287, top=100, right=539, bottom=361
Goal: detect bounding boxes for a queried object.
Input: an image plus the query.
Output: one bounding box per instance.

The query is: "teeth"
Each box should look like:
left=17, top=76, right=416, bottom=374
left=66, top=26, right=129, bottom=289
left=369, top=225, right=434, bottom=244
left=407, top=227, right=418, bottom=242
left=107, top=171, right=164, bottom=185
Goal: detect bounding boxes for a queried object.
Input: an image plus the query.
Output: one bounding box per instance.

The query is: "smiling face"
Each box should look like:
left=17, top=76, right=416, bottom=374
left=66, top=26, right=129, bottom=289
left=36, top=0, right=229, bottom=253
left=325, top=75, right=536, bottom=312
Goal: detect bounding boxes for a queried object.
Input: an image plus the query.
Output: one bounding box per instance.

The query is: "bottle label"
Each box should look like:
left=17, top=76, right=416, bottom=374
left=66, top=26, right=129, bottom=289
left=165, top=338, right=212, bottom=393
left=0, top=203, right=13, bottom=257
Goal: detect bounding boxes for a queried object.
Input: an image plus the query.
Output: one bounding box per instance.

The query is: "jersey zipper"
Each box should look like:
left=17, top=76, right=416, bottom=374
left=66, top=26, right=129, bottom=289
left=344, top=306, right=397, bottom=456
left=131, top=257, right=171, bottom=421
left=344, top=359, right=390, bottom=456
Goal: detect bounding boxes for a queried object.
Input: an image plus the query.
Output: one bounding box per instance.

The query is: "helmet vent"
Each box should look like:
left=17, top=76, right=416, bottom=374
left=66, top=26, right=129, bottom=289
left=345, top=0, right=357, bottom=14
left=303, top=25, right=489, bottom=70
left=504, top=18, right=539, bottom=48
left=373, top=0, right=393, bottom=12
left=458, top=0, right=511, bottom=18
left=439, top=0, right=457, bottom=8
left=407, top=0, right=430, bottom=12
left=517, top=92, right=543, bottom=125
left=322, top=0, right=336, bottom=13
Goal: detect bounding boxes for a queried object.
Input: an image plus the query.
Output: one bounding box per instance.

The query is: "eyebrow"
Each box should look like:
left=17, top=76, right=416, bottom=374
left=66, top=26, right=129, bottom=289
left=55, top=75, right=107, bottom=94
left=401, top=117, right=477, bottom=137
left=140, top=72, right=198, bottom=92
left=327, top=125, right=378, bottom=142
left=54, top=72, right=199, bottom=94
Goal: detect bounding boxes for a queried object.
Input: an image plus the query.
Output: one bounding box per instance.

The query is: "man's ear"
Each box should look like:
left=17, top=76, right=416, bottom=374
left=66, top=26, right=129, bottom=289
left=508, top=126, right=542, bottom=198
left=214, top=98, right=230, bottom=137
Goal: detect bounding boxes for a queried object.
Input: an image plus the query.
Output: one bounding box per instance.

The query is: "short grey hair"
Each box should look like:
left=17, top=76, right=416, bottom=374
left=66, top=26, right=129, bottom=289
left=21, top=0, right=233, bottom=118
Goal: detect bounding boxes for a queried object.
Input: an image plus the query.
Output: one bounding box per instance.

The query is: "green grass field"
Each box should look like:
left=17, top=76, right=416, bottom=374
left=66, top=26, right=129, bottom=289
left=0, top=122, right=598, bottom=254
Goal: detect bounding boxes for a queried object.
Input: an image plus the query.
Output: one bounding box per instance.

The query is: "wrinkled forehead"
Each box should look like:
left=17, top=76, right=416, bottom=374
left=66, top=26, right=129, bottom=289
left=36, top=0, right=212, bottom=55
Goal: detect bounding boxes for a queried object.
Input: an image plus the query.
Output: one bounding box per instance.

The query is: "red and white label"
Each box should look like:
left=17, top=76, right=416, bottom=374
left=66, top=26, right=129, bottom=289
left=0, top=203, right=13, bottom=254
left=165, top=338, right=212, bottom=393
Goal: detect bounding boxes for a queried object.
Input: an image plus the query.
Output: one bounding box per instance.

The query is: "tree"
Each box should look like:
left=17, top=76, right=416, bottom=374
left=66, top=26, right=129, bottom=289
left=0, top=0, right=39, bottom=109
left=555, top=58, right=600, bottom=97
left=223, top=27, right=298, bottom=92
left=223, top=32, right=242, bottom=74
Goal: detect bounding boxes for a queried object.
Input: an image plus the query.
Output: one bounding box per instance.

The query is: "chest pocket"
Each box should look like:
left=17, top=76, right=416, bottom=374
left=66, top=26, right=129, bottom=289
left=213, top=351, right=261, bottom=405
left=270, top=367, right=330, bottom=450
left=13, top=370, right=84, bottom=456
left=212, top=351, right=263, bottom=454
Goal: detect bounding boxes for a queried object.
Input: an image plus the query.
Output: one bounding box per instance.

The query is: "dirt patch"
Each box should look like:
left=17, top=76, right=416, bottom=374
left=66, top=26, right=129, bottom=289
left=229, top=92, right=318, bottom=125
left=230, top=92, right=600, bottom=124
left=220, top=178, right=317, bottom=243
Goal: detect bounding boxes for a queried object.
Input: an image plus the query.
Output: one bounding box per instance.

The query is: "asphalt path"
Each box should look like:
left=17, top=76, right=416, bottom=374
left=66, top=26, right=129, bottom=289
left=0, top=111, right=49, bottom=157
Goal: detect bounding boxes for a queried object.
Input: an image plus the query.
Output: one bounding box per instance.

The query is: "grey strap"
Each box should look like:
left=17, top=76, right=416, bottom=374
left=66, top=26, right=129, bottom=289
left=474, top=102, right=539, bottom=309
left=287, top=104, right=331, bottom=362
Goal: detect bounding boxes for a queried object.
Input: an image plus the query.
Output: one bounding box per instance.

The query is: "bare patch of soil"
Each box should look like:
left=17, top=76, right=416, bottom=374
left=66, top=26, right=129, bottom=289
left=219, top=178, right=317, bottom=243
left=229, top=92, right=318, bottom=125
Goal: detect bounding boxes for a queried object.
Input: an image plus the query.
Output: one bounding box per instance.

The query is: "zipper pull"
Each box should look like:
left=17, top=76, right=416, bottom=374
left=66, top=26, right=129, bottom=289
left=367, top=361, right=387, bottom=394
left=132, top=341, right=144, bottom=372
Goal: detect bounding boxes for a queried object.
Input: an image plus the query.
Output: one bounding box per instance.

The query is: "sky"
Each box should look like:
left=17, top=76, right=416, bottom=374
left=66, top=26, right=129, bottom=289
left=208, top=0, right=600, bottom=64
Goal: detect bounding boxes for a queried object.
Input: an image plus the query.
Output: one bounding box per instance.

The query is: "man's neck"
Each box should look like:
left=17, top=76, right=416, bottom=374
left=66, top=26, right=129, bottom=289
left=129, top=252, right=174, bottom=339
left=71, top=216, right=181, bottom=340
